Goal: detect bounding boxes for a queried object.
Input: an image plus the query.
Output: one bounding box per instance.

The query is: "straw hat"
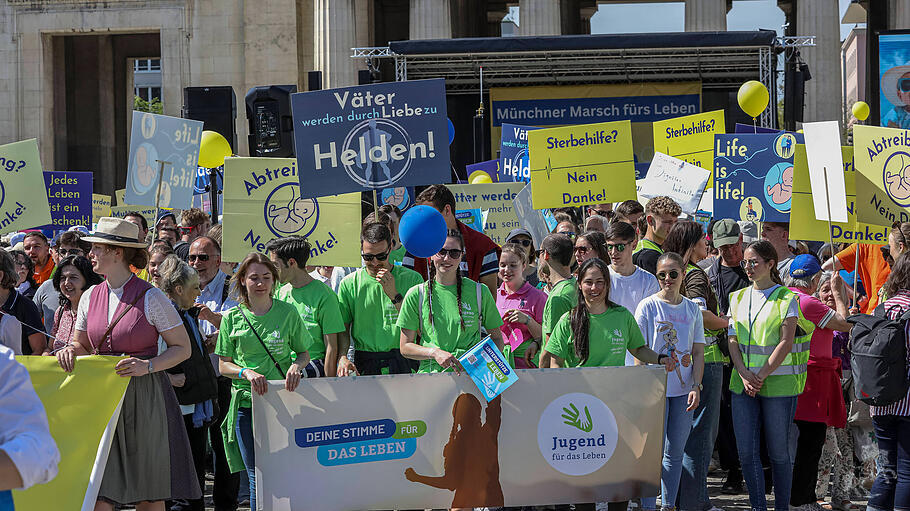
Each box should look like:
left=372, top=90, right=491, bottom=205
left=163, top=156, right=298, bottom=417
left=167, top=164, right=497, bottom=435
left=82, top=217, right=148, bottom=248
left=882, top=64, right=910, bottom=107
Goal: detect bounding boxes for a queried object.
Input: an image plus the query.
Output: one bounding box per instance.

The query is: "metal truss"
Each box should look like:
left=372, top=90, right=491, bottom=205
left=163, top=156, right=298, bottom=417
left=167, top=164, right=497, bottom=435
left=759, top=45, right=775, bottom=128
left=352, top=47, right=394, bottom=58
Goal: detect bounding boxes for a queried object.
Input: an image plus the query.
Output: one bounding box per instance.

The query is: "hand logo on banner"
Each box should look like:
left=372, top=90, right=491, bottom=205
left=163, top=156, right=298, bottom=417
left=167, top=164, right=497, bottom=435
left=264, top=183, right=319, bottom=237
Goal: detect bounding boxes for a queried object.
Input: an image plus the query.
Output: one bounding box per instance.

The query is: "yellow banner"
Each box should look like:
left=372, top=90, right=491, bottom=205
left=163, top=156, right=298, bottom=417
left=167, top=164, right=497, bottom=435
left=528, top=121, right=637, bottom=209
left=0, top=139, right=53, bottom=232
left=14, top=356, right=129, bottom=511
left=855, top=125, right=910, bottom=225
left=222, top=157, right=362, bottom=265
left=92, top=194, right=111, bottom=223
left=109, top=205, right=159, bottom=222
left=448, top=183, right=523, bottom=245
left=652, top=109, right=725, bottom=187
left=790, top=145, right=889, bottom=245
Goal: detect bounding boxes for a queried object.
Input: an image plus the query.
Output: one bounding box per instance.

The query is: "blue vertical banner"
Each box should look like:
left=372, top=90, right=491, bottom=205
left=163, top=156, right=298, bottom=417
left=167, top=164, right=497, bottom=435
left=124, top=111, right=203, bottom=209
left=39, top=171, right=92, bottom=231
left=291, top=79, right=451, bottom=199
left=498, top=123, right=541, bottom=183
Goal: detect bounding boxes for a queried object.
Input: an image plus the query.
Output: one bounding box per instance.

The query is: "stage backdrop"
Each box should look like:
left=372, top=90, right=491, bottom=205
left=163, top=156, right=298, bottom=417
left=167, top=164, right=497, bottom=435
left=253, top=366, right=666, bottom=511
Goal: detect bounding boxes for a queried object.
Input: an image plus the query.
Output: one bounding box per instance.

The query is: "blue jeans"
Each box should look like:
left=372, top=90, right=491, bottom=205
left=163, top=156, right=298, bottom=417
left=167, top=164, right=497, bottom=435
left=731, top=392, right=797, bottom=511
left=236, top=407, right=256, bottom=511
left=641, top=395, right=694, bottom=510
left=868, top=415, right=910, bottom=511
left=678, top=362, right=723, bottom=511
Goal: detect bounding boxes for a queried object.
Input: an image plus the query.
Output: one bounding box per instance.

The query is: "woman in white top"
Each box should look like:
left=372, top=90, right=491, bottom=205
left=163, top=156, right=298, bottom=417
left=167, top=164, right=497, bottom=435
left=635, top=251, right=705, bottom=511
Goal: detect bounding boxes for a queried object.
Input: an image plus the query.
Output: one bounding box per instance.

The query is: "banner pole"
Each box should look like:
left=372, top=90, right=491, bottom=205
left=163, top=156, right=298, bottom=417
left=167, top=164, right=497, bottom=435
left=152, top=160, right=170, bottom=243
left=823, top=167, right=836, bottom=257
left=372, top=188, right=379, bottom=218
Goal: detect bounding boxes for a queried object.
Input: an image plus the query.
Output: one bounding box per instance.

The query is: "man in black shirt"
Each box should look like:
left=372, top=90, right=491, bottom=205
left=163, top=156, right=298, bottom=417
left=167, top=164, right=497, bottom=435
left=632, top=196, right=681, bottom=275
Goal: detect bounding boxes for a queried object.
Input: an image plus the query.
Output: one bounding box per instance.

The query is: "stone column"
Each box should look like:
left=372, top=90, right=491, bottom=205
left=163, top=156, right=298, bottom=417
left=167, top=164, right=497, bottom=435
left=889, top=0, right=910, bottom=29
left=685, top=0, right=727, bottom=31
left=797, top=0, right=841, bottom=122
left=519, top=0, right=561, bottom=36
left=314, top=0, right=357, bottom=89
left=410, top=0, right=452, bottom=40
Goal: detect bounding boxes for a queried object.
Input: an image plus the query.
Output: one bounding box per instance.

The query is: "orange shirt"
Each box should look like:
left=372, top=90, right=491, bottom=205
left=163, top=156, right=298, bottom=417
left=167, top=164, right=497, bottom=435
left=837, top=243, right=890, bottom=313
left=33, top=257, right=54, bottom=285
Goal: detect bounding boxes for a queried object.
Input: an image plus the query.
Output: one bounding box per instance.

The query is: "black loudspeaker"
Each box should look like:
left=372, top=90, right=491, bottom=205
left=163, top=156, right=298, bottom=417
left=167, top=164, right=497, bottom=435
left=358, top=70, right=372, bottom=85
left=308, top=71, right=322, bottom=91
left=245, top=85, right=297, bottom=158
left=182, top=86, right=237, bottom=151
left=784, top=60, right=808, bottom=130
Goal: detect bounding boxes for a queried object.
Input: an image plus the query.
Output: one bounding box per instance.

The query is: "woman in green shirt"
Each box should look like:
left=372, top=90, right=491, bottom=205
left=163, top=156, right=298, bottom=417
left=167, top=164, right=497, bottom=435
left=215, top=253, right=312, bottom=511
left=398, top=231, right=504, bottom=372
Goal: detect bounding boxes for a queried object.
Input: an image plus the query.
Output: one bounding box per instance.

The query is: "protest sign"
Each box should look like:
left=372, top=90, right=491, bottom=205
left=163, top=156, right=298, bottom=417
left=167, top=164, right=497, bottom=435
left=39, top=171, right=92, bottom=231
left=448, top=183, right=523, bottom=245
left=713, top=133, right=802, bottom=223
left=459, top=337, right=518, bottom=401
left=791, top=145, right=889, bottom=245
left=114, top=189, right=125, bottom=205
left=109, top=205, right=160, bottom=223
left=499, top=124, right=541, bottom=183
left=802, top=121, right=848, bottom=223
left=291, top=79, right=450, bottom=198
left=254, top=366, right=665, bottom=510
left=455, top=208, right=487, bottom=234
left=854, top=125, right=910, bottom=226
left=638, top=152, right=710, bottom=215
left=734, top=123, right=782, bottom=134
left=529, top=120, right=636, bottom=209
left=652, top=110, right=724, bottom=187
left=91, top=194, right=111, bottom=223
left=379, top=186, right=414, bottom=211
left=512, top=183, right=550, bottom=247
left=465, top=159, right=499, bottom=183
left=222, top=157, right=361, bottom=265
left=0, top=139, right=53, bottom=233
left=14, top=356, right=129, bottom=511
left=124, top=111, right=203, bottom=209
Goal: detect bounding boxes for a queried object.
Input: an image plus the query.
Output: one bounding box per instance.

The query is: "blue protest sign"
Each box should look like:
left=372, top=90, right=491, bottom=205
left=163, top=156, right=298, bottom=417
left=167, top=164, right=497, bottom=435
left=291, top=78, right=450, bottom=199
left=125, top=111, right=203, bottom=209
left=734, top=123, right=783, bottom=134
left=194, top=166, right=223, bottom=195
left=713, top=133, right=802, bottom=223
left=379, top=186, right=414, bottom=211
left=498, top=123, right=541, bottom=183
left=465, top=159, right=499, bottom=183
left=39, top=171, right=92, bottom=231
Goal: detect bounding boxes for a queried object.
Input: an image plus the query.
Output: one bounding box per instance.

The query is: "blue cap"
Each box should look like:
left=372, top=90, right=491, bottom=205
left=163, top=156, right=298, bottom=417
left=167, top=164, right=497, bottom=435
left=7, top=232, right=25, bottom=246
left=789, top=254, right=822, bottom=279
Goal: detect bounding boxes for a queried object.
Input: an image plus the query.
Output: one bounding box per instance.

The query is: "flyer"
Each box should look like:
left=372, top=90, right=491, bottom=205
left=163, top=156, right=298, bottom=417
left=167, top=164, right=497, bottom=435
left=458, top=337, right=518, bottom=402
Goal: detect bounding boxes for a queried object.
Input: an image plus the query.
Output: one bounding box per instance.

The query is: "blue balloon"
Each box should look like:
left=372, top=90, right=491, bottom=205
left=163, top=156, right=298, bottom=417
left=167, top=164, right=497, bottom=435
left=447, top=118, right=455, bottom=145
left=399, top=205, right=447, bottom=258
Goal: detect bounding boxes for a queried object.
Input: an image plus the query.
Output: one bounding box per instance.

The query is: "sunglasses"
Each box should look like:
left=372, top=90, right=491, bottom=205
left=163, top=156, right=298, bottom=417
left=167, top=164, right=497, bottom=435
left=188, top=254, right=210, bottom=262
left=361, top=251, right=390, bottom=262
left=508, top=239, right=532, bottom=248
left=56, top=248, right=84, bottom=257
left=605, top=242, right=627, bottom=252
left=574, top=245, right=589, bottom=254
left=559, top=231, right=577, bottom=240
left=740, top=259, right=763, bottom=269
left=436, top=248, right=464, bottom=259
left=657, top=270, right=680, bottom=280
left=901, top=78, right=910, bottom=92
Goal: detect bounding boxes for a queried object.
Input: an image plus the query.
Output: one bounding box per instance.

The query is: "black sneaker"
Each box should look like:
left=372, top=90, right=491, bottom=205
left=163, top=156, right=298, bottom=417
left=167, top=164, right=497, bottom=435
left=721, top=470, right=743, bottom=494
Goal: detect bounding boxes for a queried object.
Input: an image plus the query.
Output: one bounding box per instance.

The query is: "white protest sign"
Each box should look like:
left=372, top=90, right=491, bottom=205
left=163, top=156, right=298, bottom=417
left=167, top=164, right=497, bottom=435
left=512, top=182, right=551, bottom=247
left=638, top=152, right=710, bottom=215
left=802, top=121, right=848, bottom=223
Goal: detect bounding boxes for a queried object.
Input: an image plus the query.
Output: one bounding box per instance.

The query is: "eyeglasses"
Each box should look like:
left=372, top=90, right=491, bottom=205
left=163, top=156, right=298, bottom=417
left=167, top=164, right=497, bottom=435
left=508, top=239, right=532, bottom=248
left=436, top=248, right=464, bottom=259
left=559, top=231, right=577, bottom=240
left=188, top=254, right=210, bottom=262
left=361, top=251, right=390, bottom=262
left=574, top=245, right=589, bottom=255
left=740, top=259, right=763, bottom=269
left=56, top=248, right=84, bottom=257
left=605, top=242, right=627, bottom=253
left=656, top=270, right=680, bottom=280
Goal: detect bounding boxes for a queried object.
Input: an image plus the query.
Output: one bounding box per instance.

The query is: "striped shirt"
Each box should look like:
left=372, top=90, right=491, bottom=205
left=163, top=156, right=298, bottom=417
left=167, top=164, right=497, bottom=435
left=870, top=289, right=910, bottom=417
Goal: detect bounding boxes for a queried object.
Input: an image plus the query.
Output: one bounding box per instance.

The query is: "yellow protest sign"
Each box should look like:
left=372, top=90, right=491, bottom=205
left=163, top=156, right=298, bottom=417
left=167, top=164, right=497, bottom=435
left=115, top=188, right=125, bottom=205
left=448, top=183, right=524, bottom=245
left=855, top=125, right=910, bottom=226
left=222, top=157, right=361, bottom=265
left=529, top=120, right=636, bottom=209
left=109, top=204, right=160, bottom=223
left=92, top=194, right=111, bottom=223
left=14, top=356, right=129, bottom=511
left=790, top=145, right=889, bottom=245
left=652, top=109, right=725, bottom=187
left=0, top=139, right=53, bottom=232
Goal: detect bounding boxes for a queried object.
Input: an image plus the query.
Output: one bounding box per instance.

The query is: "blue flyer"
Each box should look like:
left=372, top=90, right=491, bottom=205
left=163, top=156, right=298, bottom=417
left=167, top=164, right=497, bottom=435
left=499, top=123, right=541, bottom=183
left=454, top=208, right=485, bottom=233
left=458, top=336, right=518, bottom=402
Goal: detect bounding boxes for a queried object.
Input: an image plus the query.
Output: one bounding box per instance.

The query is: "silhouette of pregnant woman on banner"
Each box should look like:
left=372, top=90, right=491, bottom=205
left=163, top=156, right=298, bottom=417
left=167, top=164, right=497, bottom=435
left=405, top=393, right=504, bottom=508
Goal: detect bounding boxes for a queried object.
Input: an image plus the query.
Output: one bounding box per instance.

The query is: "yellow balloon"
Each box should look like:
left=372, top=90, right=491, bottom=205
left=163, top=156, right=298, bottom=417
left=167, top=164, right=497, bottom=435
left=797, top=129, right=804, bottom=134
left=470, top=173, right=493, bottom=184
left=737, top=80, right=770, bottom=118
left=198, top=130, right=232, bottom=168
left=852, top=101, right=870, bottom=121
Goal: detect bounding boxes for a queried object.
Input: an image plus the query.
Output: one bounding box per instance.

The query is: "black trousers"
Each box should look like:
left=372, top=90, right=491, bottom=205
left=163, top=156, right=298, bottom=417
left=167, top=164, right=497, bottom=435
left=790, top=420, right=828, bottom=506
left=210, top=376, right=240, bottom=511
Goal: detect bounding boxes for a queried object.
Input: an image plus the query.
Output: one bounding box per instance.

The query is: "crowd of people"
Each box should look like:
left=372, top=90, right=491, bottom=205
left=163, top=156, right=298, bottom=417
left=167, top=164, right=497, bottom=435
left=0, top=183, right=908, bottom=511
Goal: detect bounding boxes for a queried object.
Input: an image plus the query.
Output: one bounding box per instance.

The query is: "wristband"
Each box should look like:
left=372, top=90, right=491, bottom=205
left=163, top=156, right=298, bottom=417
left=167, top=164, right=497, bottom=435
left=148, top=359, right=155, bottom=373
left=239, top=368, right=247, bottom=379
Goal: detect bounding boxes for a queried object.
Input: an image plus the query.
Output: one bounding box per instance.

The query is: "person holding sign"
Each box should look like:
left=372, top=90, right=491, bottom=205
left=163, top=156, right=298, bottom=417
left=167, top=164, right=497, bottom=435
left=495, top=244, right=546, bottom=369
left=634, top=197, right=682, bottom=276
left=48, top=255, right=102, bottom=352
left=398, top=230, right=504, bottom=373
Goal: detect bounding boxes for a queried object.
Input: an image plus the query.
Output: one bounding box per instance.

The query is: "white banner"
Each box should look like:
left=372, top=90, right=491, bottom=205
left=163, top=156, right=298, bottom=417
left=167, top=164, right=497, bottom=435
left=253, top=366, right=666, bottom=510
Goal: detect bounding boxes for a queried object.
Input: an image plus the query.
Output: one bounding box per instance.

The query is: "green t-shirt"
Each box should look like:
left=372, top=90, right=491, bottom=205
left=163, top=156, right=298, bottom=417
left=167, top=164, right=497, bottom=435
left=545, top=306, right=645, bottom=368
left=215, top=299, right=314, bottom=407
left=277, top=279, right=346, bottom=362
left=337, top=265, right=424, bottom=353
left=396, top=277, right=505, bottom=373
left=542, top=278, right=577, bottom=337
left=389, top=244, right=406, bottom=267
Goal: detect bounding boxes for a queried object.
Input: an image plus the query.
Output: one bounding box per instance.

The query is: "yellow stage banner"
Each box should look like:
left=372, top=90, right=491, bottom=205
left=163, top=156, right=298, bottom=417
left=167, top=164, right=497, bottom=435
left=14, top=356, right=129, bottom=511
left=92, top=194, right=111, bottom=223
left=528, top=121, right=637, bottom=209
left=652, top=109, right=725, bottom=187
left=222, top=157, right=362, bottom=265
left=0, top=139, right=53, bottom=232
left=448, top=183, right=524, bottom=245
left=855, top=125, right=910, bottom=226
left=790, top=145, right=889, bottom=245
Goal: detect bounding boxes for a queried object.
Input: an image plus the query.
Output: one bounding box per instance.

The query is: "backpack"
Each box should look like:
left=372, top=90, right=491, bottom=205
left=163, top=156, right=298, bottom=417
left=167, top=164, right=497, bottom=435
left=847, top=304, right=910, bottom=407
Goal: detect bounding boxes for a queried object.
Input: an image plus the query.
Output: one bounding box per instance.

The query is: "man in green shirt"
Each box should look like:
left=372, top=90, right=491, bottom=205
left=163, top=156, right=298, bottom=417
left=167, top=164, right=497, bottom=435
left=538, top=233, right=577, bottom=368
left=337, top=223, right=424, bottom=375
left=266, top=236, right=346, bottom=377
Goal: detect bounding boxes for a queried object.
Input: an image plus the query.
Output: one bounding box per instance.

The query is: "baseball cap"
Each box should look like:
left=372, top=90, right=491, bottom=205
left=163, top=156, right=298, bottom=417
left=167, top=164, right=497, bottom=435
left=712, top=219, right=741, bottom=247
left=789, top=254, right=822, bottom=279
left=737, top=221, right=759, bottom=243
left=505, top=228, right=532, bottom=243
